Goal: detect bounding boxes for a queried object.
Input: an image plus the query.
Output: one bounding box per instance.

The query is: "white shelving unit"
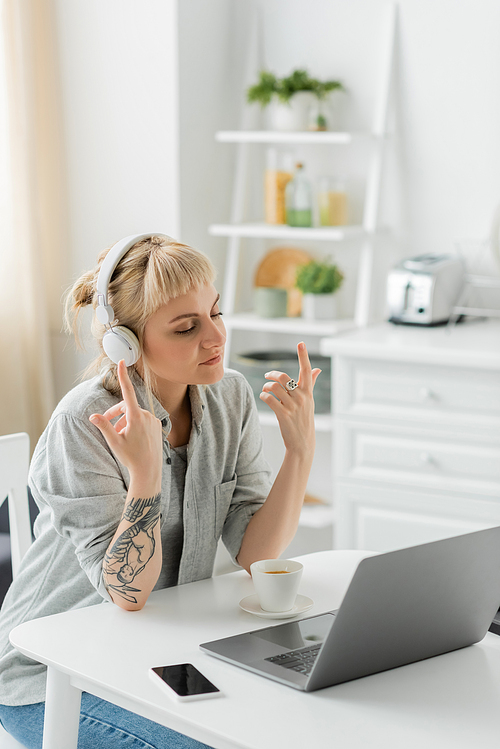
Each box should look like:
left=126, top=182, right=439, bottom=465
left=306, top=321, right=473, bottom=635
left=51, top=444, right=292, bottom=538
left=219, top=312, right=357, bottom=336
left=215, top=130, right=373, bottom=145
left=210, top=222, right=366, bottom=241
left=209, top=5, right=397, bottom=531
left=211, top=2, right=396, bottom=333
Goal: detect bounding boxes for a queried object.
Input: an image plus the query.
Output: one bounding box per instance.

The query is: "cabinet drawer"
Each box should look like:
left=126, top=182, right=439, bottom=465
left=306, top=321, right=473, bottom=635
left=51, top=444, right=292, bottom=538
left=336, top=358, right=500, bottom=424
left=335, top=482, right=500, bottom=552
left=337, top=422, right=500, bottom=496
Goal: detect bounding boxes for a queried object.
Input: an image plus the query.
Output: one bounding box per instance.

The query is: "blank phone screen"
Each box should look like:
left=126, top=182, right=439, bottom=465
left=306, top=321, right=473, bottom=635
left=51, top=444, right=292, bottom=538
left=152, top=664, right=220, bottom=696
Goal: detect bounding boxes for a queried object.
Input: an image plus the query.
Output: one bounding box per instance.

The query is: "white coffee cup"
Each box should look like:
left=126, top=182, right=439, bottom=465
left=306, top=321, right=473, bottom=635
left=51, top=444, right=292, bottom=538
left=250, top=559, right=303, bottom=612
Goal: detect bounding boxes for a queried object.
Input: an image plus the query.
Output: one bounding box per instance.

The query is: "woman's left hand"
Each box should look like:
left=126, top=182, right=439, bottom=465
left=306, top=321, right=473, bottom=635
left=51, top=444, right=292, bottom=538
left=259, top=342, right=321, bottom=457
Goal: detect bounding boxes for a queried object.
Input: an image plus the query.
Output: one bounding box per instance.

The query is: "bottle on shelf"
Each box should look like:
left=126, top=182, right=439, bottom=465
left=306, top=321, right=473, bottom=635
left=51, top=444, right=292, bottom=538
left=318, top=177, right=348, bottom=226
left=285, top=162, right=313, bottom=228
left=264, top=148, right=294, bottom=224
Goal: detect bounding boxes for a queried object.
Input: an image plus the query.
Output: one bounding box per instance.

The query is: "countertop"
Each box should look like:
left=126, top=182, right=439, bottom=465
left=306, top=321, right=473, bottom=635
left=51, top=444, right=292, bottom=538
left=320, top=318, right=500, bottom=369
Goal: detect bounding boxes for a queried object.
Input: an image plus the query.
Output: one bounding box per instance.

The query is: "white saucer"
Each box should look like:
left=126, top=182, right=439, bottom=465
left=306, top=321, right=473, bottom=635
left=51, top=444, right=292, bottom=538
left=238, top=594, right=313, bottom=619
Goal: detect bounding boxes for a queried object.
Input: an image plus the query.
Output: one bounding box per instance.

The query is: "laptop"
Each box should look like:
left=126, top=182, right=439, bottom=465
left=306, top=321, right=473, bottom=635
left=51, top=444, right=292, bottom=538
left=200, top=526, right=500, bottom=691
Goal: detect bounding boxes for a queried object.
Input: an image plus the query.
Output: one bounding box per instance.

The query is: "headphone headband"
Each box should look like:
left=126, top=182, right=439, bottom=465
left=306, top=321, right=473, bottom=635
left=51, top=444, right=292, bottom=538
left=96, top=233, right=169, bottom=306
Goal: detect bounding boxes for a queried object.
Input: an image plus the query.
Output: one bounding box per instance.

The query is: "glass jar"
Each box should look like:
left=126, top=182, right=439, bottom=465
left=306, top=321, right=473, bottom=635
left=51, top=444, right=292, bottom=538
left=317, top=177, right=348, bottom=226
left=285, top=163, right=313, bottom=228
left=264, top=148, right=294, bottom=224
left=307, top=98, right=331, bottom=131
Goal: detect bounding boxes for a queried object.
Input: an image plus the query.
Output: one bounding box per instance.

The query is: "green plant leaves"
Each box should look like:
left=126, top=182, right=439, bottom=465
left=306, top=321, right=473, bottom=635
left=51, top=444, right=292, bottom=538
left=247, top=71, right=278, bottom=107
left=247, top=68, right=344, bottom=107
left=295, top=259, right=344, bottom=295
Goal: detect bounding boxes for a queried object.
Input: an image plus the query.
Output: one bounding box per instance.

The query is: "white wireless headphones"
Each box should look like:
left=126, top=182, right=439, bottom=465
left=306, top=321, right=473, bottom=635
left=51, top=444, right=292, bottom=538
left=95, top=233, right=170, bottom=366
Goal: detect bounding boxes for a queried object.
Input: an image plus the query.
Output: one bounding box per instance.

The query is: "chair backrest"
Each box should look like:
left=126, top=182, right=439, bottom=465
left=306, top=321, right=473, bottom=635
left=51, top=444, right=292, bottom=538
left=0, top=433, right=31, bottom=578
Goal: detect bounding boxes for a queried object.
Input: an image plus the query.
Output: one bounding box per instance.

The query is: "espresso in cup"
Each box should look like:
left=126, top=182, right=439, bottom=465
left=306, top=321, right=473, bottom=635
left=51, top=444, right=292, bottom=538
left=265, top=570, right=290, bottom=574
left=250, top=559, right=303, bottom=612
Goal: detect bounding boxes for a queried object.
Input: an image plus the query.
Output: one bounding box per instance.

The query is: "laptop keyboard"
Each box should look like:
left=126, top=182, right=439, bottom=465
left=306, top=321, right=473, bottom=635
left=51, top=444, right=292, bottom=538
left=265, top=644, right=321, bottom=676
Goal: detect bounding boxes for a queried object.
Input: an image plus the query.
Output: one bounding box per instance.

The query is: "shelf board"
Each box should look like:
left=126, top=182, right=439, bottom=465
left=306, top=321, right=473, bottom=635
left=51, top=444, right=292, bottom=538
left=216, top=130, right=376, bottom=145
left=299, top=504, right=335, bottom=529
left=209, top=223, right=366, bottom=241
left=224, top=312, right=358, bottom=337
left=258, top=411, right=333, bottom=432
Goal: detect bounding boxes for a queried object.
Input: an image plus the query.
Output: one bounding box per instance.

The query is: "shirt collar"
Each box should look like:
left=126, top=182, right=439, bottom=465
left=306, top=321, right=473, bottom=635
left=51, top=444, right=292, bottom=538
left=189, top=383, right=206, bottom=431
left=129, top=370, right=206, bottom=433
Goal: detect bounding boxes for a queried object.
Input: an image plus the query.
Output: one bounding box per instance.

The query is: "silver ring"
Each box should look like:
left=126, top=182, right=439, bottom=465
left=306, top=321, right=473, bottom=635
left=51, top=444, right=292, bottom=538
left=285, top=379, right=298, bottom=392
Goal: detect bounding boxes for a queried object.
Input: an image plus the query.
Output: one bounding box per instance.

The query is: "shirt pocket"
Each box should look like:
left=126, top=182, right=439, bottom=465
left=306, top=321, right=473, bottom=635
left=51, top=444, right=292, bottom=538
left=214, top=476, right=237, bottom=541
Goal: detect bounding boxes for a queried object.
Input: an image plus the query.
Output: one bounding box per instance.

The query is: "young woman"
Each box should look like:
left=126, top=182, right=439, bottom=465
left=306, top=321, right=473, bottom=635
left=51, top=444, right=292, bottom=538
left=0, top=234, right=320, bottom=748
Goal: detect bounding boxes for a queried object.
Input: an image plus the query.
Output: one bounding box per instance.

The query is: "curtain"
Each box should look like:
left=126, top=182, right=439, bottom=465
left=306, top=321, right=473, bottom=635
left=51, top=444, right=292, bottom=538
left=0, top=0, right=67, bottom=448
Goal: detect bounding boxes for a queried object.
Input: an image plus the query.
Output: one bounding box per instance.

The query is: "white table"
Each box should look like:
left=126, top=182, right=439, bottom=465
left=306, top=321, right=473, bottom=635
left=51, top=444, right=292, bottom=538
left=10, top=550, right=500, bottom=749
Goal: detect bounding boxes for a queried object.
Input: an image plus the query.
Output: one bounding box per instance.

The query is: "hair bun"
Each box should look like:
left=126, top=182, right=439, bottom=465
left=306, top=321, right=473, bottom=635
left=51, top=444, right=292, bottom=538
left=149, top=235, right=167, bottom=246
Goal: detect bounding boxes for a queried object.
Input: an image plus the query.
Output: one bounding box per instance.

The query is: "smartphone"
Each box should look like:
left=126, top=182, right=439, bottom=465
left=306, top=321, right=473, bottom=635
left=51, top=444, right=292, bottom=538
left=149, top=663, right=222, bottom=702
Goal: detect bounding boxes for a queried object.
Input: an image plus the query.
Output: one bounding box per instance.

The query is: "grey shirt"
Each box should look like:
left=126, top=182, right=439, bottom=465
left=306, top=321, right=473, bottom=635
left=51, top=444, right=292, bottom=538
left=158, top=443, right=186, bottom=588
left=0, top=368, right=271, bottom=706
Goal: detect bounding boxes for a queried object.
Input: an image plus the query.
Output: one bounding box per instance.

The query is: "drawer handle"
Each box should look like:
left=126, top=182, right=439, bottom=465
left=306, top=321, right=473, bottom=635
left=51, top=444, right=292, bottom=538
left=419, top=387, right=437, bottom=402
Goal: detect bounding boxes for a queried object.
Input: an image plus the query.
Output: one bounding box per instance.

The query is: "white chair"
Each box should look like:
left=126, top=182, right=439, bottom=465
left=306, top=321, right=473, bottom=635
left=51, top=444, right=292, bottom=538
left=0, top=432, right=33, bottom=748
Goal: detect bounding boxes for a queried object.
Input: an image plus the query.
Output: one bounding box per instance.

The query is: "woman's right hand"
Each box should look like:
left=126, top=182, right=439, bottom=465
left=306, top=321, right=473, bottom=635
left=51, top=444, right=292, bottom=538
left=89, top=360, right=163, bottom=487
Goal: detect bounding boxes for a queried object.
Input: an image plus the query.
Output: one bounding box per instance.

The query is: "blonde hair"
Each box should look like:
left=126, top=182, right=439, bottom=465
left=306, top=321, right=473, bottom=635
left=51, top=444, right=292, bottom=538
left=65, top=234, right=216, bottom=399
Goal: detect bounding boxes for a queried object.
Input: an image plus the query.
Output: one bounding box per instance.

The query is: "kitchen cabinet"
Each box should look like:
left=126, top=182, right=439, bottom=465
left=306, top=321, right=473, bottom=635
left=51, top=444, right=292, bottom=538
left=320, top=320, right=500, bottom=551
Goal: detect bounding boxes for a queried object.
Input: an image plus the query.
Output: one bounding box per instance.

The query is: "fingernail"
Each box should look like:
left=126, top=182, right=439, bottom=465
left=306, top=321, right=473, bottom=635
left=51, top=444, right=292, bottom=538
left=89, top=415, right=99, bottom=424
left=264, top=372, right=271, bottom=378
left=298, top=342, right=305, bottom=350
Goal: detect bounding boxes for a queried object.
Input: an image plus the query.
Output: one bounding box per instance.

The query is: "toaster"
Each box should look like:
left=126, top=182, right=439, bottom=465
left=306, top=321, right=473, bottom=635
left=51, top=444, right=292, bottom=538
left=386, top=254, right=465, bottom=326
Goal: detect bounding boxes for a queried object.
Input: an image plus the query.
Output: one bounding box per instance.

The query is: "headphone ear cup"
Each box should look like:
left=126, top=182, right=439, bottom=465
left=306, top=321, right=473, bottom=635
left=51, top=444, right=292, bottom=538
left=102, top=326, right=140, bottom=367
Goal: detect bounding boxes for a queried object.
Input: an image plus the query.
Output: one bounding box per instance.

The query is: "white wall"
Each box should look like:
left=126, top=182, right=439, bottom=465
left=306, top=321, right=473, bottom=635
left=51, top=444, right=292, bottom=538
left=51, top=0, right=180, bottom=398
left=394, top=0, right=500, bottom=257
left=178, top=0, right=250, bottom=271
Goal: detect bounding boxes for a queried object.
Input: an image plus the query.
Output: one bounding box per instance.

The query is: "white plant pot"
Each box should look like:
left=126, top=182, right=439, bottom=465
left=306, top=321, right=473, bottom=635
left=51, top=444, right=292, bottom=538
left=302, top=293, right=338, bottom=320
left=267, top=92, right=315, bottom=131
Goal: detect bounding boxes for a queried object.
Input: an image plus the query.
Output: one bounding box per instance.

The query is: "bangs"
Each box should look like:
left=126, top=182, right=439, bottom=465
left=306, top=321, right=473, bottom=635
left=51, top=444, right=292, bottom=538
left=143, top=243, right=216, bottom=317
left=110, top=237, right=217, bottom=323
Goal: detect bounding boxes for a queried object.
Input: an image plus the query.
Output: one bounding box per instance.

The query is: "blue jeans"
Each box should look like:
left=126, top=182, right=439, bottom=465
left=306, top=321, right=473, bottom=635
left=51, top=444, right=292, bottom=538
left=0, top=692, right=214, bottom=748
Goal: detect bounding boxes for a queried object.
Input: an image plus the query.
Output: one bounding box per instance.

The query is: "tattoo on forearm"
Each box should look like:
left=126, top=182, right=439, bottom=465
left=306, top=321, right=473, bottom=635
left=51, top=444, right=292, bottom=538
left=123, top=495, right=159, bottom=523
left=104, top=493, right=161, bottom=604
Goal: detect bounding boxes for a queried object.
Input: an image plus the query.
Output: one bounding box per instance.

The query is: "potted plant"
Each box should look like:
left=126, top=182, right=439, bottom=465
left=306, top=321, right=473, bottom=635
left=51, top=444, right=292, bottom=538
left=295, top=258, right=344, bottom=319
left=247, top=68, right=344, bottom=131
